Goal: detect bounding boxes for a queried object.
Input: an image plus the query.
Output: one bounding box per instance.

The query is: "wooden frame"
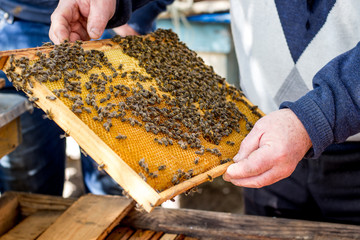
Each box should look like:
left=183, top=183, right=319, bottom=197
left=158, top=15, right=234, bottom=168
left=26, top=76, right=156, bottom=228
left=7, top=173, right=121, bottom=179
left=0, top=40, right=264, bottom=212
left=2, top=192, right=360, bottom=240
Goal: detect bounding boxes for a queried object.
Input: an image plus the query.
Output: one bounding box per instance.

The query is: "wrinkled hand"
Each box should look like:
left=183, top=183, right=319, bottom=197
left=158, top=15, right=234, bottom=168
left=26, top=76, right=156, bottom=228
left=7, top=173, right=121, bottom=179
left=223, top=109, right=312, bottom=188
left=49, top=0, right=116, bottom=44
left=112, top=24, right=140, bottom=37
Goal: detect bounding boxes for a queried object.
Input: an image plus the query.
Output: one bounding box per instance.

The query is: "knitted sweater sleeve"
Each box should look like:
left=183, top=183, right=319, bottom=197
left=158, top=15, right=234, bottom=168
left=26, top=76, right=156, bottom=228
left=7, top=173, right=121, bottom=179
left=106, top=0, right=152, bottom=29
left=280, top=42, right=360, bottom=158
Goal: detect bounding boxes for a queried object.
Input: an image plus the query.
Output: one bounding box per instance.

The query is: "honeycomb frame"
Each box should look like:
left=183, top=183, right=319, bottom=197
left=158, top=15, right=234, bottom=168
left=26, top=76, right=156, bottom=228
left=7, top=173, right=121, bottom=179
left=0, top=34, right=264, bottom=212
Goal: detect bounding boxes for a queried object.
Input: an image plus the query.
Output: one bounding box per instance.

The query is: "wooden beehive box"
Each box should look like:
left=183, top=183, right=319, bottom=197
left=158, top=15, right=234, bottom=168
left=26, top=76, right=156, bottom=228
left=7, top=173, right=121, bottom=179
left=1, top=192, right=360, bottom=240
left=0, top=30, right=264, bottom=212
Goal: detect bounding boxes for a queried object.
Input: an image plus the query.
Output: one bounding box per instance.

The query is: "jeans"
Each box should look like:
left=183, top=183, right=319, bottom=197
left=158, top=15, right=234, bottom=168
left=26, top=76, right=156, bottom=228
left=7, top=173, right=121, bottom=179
left=0, top=14, right=122, bottom=196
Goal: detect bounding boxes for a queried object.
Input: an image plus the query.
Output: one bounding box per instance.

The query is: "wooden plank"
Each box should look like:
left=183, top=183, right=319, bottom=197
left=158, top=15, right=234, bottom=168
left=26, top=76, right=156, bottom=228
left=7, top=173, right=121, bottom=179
left=106, top=227, right=135, bottom=240
left=122, top=207, right=360, bottom=240
left=15, top=192, right=75, bottom=217
left=0, top=118, right=21, bottom=158
left=0, top=210, right=62, bottom=240
left=158, top=162, right=231, bottom=205
left=128, top=229, right=156, bottom=240
left=0, top=192, right=19, bottom=236
left=0, top=94, right=32, bottom=128
left=0, top=39, right=118, bottom=63
left=37, top=194, right=134, bottom=240
left=159, top=234, right=178, bottom=240
left=0, top=78, right=5, bottom=89
left=149, top=232, right=164, bottom=240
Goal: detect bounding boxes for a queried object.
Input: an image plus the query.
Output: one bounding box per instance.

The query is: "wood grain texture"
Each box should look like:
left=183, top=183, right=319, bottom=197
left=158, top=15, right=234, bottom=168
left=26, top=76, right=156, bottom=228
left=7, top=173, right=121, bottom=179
left=0, top=192, right=19, bottom=236
left=128, top=229, right=156, bottom=240
left=0, top=119, right=21, bottom=158
left=0, top=211, right=62, bottom=240
left=106, top=227, right=135, bottom=240
left=0, top=78, right=5, bottom=89
left=37, top=194, right=134, bottom=240
left=16, top=192, right=75, bottom=217
left=158, top=162, right=232, bottom=205
left=122, top=207, right=360, bottom=240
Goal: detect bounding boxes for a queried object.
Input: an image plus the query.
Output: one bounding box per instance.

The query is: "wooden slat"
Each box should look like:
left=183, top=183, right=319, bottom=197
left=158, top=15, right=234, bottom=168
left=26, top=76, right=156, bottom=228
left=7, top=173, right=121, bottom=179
left=37, top=194, right=134, bottom=240
left=128, top=229, right=156, bottom=240
left=0, top=39, right=117, bottom=63
left=158, top=162, right=231, bottom=205
left=0, top=192, right=19, bottom=236
left=106, top=227, right=135, bottom=240
left=0, top=78, right=5, bottom=89
left=122, top=207, right=360, bottom=240
left=149, top=232, right=164, bottom=240
left=0, top=94, right=32, bottom=128
left=0, top=118, right=21, bottom=158
left=16, top=192, right=75, bottom=217
left=0, top=210, right=62, bottom=240
left=107, top=227, right=136, bottom=240
left=159, top=234, right=178, bottom=240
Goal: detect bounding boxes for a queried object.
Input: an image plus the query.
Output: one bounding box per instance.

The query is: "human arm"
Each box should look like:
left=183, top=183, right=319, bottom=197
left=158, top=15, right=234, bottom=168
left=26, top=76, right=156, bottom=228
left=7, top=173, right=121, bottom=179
left=49, top=0, right=152, bottom=44
left=224, top=42, right=360, bottom=188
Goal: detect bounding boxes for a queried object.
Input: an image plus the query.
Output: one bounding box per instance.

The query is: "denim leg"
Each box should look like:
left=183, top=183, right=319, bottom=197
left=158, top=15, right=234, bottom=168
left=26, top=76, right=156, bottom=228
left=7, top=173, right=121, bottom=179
left=0, top=19, right=66, bottom=195
left=0, top=91, right=66, bottom=195
left=81, top=154, right=123, bottom=195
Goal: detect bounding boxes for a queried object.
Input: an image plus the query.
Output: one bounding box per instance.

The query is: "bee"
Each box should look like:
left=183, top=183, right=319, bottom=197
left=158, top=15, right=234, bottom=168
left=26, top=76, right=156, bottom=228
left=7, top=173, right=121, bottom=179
left=42, top=109, right=54, bottom=120
left=121, top=72, right=127, bottom=78
left=73, top=109, right=82, bottom=114
left=59, top=131, right=70, bottom=139
left=115, top=134, right=127, bottom=140
left=226, top=141, right=235, bottom=146
left=28, top=96, right=39, bottom=102
left=42, top=42, right=53, bottom=46
left=100, top=98, right=106, bottom=103
left=194, top=157, right=199, bottom=165
left=97, top=163, right=105, bottom=171
left=46, top=95, right=57, bottom=101
left=82, top=107, right=92, bottom=113
left=207, top=174, right=213, bottom=182
left=158, top=165, right=166, bottom=171
left=80, top=148, right=88, bottom=157
left=139, top=172, right=147, bottom=182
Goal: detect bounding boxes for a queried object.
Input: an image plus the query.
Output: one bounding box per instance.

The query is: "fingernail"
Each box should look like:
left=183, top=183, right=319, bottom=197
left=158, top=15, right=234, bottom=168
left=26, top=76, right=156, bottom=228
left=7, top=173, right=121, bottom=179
left=226, top=163, right=237, bottom=176
left=90, top=28, right=100, bottom=39
left=233, top=153, right=241, bottom=162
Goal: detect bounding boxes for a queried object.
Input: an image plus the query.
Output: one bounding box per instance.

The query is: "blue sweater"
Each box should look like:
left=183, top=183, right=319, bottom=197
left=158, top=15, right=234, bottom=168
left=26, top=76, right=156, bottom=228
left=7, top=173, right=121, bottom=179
left=281, top=44, right=360, bottom=158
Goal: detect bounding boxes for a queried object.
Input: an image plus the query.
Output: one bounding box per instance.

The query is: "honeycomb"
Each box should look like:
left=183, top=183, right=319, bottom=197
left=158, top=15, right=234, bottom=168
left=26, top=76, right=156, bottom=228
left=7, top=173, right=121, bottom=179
left=5, top=29, right=263, bottom=192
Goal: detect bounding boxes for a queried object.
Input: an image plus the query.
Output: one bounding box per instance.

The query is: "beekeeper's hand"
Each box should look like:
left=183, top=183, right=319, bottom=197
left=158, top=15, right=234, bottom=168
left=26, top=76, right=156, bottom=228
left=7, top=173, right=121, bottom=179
left=49, top=0, right=116, bottom=44
left=112, top=24, right=140, bottom=37
left=223, top=109, right=312, bottom=188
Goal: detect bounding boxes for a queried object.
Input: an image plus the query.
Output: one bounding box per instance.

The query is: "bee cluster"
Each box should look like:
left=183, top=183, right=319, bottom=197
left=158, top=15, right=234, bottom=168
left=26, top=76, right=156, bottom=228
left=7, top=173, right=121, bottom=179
left=112, top=29, right=259, bottom=155
left=4, top=29, right=262, bottom=190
